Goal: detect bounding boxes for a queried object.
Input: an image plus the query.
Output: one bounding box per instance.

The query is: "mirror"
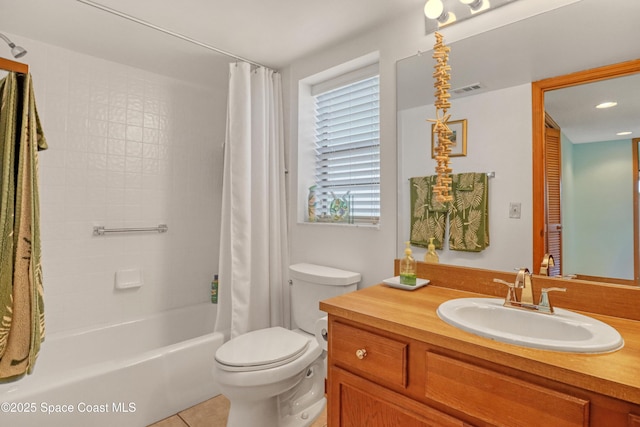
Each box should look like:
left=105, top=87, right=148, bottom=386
left=396, top=51, right=534, bottom=273
left=396, top=0, right=640, bottom=286
left=532, top=59, right=640, bottom=286
left=398, top=55, right=640, bottom=286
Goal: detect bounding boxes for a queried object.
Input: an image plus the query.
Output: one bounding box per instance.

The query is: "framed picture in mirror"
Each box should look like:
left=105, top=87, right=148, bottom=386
left=431, top=119, right=467, bottom=158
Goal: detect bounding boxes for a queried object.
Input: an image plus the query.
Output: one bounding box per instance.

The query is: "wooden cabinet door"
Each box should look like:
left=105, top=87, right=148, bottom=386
left=329, top=366, right=469, bottom=427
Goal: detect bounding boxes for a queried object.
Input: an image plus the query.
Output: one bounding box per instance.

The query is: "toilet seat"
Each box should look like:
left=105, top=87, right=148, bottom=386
left=215, top=327, right=311, bottom=372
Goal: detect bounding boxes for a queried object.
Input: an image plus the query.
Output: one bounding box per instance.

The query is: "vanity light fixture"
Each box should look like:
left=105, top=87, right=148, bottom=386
left=596, top=101, right=618, bottom=109
left=425, top=0, right=518, bottom=32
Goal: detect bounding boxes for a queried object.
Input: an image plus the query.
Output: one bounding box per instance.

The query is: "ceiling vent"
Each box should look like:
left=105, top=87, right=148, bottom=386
left=451, top=82, right=485, bottom=96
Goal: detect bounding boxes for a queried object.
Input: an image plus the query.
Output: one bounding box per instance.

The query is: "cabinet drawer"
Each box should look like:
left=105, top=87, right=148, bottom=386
left=425, top=352, right=589, bottom=427
left=331, top=321, right=408, bottom=388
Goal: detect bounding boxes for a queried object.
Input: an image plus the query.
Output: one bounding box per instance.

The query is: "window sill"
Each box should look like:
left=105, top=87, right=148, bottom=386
left=298, top=221, right=380, bottom=230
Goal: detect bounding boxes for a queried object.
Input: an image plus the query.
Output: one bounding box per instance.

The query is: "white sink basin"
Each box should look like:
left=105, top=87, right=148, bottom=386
left=437, top=298, right=623, bottom=353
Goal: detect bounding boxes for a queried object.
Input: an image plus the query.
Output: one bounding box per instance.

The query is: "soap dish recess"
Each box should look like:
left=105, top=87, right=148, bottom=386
left=115, top=268, right=143, bottom=290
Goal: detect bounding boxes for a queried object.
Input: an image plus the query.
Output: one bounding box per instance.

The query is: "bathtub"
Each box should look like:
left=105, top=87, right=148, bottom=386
left=0, top=303, right=223, bottom=427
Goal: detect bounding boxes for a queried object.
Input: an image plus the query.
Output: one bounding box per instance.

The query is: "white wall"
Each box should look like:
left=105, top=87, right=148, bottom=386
left=284, top=11, right=533, bottom=287
left=17, top=35, right=227, bottom=334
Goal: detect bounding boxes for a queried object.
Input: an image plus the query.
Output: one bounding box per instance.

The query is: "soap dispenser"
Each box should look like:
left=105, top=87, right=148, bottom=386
left=400, top=241, right=417, bottom=285
left=424, top=237, right=439, bottom=263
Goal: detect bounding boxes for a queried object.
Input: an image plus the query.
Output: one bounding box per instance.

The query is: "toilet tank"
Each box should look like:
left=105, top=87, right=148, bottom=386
left=289, top=263, right=360, bottom=334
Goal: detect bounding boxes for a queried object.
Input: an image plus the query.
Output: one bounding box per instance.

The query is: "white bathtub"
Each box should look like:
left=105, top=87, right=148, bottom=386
left=0, top=303, right=223, bottom=427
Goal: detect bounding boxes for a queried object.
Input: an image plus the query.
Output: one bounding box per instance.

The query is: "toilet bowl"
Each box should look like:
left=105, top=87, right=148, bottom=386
left=214, top=327, right=325, bottom=427
left=213, top=263, right=360, bottom=427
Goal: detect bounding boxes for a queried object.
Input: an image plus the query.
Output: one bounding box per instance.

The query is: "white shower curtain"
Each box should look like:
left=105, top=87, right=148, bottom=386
left=215, top=62, right=289, bottom=340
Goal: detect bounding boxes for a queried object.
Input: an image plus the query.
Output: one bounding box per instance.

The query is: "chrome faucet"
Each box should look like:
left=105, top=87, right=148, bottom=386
left=493, top=268, right=566, bottom=315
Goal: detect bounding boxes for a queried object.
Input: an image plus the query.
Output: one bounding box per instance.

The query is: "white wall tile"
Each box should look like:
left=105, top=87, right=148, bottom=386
left=19, top=36, right=226, bottom=335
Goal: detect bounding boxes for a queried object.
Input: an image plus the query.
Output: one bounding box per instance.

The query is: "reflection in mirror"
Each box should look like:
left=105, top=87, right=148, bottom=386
left=532, top=59, right=640, bottom=286
left=398, top=55, right=640, bottom=287
left=396, top=52, right=532, bottom=273
left=397, top=0, right=640, bottom=287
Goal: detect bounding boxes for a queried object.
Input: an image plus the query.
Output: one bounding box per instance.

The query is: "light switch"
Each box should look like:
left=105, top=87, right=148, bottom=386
left=509, top=202, right=521, bottom=219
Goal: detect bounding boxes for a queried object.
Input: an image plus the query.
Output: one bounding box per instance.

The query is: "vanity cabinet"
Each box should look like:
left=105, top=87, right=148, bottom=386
left=328, top=317, right=589, bottom=426
left=321, top=281, right=640, bottom=427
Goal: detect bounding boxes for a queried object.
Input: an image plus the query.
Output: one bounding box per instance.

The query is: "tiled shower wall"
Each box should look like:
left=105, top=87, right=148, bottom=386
left=17, top=36, right=226, bottom=334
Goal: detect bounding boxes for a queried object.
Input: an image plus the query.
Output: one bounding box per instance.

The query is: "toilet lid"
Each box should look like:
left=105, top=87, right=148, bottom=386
left=215, top=327, right=311, bottom=371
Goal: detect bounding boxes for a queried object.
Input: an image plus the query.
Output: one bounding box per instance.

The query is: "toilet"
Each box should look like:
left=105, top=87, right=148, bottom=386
left=213, top=263, right=360, bottom=427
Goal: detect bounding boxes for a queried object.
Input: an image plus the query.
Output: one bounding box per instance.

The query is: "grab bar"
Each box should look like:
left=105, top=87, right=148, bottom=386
left=93, top=224, right=168, bottom=236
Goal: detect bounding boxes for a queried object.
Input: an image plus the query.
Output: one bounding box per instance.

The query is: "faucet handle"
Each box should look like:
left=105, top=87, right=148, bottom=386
left=493, top=278, right=514, bottom=287
left=538, top=287, right=567, bottom=314
left=493, top=278, right=517, bottom=303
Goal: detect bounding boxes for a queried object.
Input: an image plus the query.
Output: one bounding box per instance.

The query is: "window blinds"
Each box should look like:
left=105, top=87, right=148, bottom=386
left=314, top=74, right=380, bottom=224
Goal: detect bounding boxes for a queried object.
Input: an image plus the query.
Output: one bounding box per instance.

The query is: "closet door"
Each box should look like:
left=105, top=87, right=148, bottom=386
left=544, top=126, right=562, bottom=277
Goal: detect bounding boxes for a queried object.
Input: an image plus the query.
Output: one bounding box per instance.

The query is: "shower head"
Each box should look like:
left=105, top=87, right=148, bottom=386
left=0, top=32, right=27, bottom=59
left=11, top=45, right=27, bottom=59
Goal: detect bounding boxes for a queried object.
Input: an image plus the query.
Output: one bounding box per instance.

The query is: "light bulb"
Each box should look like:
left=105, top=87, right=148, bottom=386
left=424, top=0, right=445, bottom=20
left=460, top=0, right=488, bottom=13
left=439, top=11, right=457, bottom=25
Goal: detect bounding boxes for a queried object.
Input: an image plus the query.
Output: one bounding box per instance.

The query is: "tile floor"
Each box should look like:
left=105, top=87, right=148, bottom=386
left=148, top=395, right=327, bottom=427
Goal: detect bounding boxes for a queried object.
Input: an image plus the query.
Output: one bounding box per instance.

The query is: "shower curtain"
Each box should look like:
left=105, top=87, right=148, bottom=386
left=0, top=72, right=47, bottom=381
left=215, top=62, right=289, bottom=340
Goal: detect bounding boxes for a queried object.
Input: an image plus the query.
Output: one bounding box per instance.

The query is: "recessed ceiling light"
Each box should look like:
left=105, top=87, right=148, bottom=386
left=596, top=101, right=618, bottom=109
left=616, top=131, right=632, bottom=136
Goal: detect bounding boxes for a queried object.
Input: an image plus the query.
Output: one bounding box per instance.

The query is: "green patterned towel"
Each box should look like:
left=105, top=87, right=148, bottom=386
left=409, top=176, right=446, bottom=249
left=449, top=172, right=490, bottom=252
left=0, top=72, right=47, bottom=382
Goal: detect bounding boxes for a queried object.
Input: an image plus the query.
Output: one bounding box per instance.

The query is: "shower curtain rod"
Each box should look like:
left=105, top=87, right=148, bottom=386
left=76, top=0, right=271, bottom=70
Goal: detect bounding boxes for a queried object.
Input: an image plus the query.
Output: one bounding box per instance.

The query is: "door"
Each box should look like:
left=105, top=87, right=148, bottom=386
left=544, top=124, right=562, bottom=277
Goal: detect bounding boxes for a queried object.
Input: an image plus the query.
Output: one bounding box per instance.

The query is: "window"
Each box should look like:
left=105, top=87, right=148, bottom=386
left=311, top=68, right=380, bottom=225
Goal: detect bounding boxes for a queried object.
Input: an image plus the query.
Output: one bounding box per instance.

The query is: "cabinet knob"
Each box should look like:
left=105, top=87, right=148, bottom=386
left=355, top=348, right=367, bottom=360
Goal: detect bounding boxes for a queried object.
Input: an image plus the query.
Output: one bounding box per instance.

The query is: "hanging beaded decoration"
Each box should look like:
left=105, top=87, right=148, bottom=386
left=428, top=32, right=453, bottom=203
